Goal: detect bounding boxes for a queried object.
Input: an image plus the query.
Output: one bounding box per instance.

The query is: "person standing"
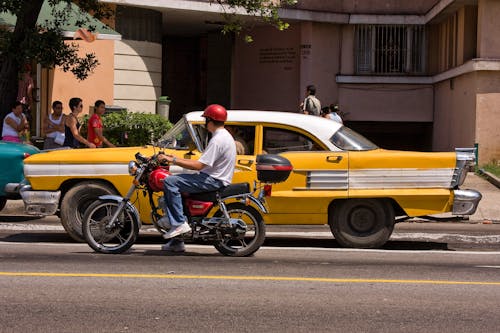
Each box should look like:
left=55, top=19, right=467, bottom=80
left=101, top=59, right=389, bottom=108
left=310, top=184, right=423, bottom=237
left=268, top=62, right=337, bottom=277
left=43, top=101, right=66, bottom=149
left=17, top=63, right=35, bottom=125
left=63, top=97, right=96, bottom=148
left=327, top=104, right=343, bottom=124
left=87, top=100, right=116, bottom=148
left=156, top=104, right=237, bottom=252
left=300, top=84, right=321, bottom=116
left=2, top=101, right=29, bottom=143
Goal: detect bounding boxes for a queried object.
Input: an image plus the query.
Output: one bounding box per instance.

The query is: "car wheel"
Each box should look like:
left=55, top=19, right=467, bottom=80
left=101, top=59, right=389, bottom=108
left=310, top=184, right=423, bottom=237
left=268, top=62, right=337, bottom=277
left=329, top=199, right=395, bottom=249
left=0, top=197, right=6, bottom=212
left=60, top=182, right=116, bottom=242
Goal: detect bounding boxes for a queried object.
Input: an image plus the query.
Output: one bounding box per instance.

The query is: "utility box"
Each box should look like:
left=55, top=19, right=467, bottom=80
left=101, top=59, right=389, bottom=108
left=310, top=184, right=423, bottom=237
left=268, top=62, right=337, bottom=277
left=157, top=96, right=171, bottom=119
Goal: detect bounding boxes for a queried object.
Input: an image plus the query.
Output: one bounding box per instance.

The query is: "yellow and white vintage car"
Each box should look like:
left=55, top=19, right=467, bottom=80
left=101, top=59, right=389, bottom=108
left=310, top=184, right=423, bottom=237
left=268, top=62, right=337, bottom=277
left=20, top=111, right=481, bottom=248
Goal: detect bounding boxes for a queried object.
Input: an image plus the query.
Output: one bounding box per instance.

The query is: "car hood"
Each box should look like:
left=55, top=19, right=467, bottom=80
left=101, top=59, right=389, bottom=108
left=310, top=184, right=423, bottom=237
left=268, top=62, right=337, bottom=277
left=24, top=146, right=186, bottom=164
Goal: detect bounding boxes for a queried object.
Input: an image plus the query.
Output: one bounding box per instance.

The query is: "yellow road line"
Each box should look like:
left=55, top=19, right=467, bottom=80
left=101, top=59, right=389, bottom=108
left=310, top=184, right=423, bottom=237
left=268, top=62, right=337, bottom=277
left=0, top=271, right=500, bottom=285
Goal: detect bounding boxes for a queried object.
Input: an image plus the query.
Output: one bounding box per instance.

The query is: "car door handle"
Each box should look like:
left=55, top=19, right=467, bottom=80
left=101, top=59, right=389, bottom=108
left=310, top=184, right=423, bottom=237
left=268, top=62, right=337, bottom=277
left=236, top=159, right=254, bottom=171
left=327, top=155, right=343, bottom=163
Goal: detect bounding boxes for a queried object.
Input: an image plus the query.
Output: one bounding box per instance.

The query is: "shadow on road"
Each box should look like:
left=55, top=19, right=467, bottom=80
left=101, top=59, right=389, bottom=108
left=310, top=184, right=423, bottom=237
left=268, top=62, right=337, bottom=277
left=0, top=231, right=450, bottom=251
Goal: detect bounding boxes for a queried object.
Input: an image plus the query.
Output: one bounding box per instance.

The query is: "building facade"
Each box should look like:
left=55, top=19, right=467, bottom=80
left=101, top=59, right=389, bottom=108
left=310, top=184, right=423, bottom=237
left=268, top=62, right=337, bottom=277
left=45, top=0, right=499, bottom=164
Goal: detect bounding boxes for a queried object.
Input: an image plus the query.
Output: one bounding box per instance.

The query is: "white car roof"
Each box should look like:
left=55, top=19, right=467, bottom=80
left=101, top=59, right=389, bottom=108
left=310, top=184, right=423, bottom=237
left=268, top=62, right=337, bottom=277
left=185, top=110, right=343, bottom=150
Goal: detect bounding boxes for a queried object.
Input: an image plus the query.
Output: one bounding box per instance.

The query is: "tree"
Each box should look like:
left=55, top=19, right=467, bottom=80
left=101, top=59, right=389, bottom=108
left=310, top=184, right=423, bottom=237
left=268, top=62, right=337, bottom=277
left=0, top=0, right=296, bottom=136
left=0, top=0, right=111, bottom=135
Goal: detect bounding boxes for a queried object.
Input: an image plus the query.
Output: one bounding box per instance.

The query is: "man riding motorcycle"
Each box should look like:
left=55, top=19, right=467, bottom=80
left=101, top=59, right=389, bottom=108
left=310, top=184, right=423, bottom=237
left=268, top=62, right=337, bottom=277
left=156, top=104, right=237, bottom=252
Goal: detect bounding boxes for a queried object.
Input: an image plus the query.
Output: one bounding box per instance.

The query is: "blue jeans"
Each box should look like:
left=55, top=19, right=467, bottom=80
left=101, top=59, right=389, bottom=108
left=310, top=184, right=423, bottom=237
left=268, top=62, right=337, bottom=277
left=163, top=173, right=223, bottom=227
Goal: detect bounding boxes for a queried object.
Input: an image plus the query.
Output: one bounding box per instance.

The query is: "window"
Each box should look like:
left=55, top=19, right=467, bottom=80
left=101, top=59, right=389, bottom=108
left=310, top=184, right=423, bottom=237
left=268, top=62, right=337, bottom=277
left=330, top=127, right=378, bottom=151
left=226, top=125, right=255, bottom=155
left=263, top=127, right=324, bottom=154
left=355, top=25, right=426, bottom=75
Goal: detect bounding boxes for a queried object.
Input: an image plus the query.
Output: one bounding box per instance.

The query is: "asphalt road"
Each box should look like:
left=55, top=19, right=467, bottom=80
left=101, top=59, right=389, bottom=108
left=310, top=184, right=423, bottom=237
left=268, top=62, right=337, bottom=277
left=1, top=218, right=500, bottom=332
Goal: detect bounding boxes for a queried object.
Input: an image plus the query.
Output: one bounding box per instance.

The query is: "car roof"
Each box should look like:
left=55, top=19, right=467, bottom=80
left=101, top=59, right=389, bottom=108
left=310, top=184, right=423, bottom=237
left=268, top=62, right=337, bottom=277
left=185, top=110, right=342, bottom=149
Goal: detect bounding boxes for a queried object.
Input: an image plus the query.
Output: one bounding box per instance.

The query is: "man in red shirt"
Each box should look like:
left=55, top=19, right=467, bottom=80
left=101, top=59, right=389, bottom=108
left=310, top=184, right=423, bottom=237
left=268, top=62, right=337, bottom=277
left=87, top=100, right=116, bottom=148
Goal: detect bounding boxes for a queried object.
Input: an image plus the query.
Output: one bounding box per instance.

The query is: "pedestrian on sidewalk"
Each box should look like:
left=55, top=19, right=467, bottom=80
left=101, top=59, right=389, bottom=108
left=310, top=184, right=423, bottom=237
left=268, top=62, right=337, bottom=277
left=300, top=84, right=321, bottom=116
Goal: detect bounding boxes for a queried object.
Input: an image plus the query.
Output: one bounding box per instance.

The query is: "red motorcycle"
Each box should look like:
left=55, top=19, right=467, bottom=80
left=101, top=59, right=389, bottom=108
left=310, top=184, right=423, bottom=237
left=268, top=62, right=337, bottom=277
left=82, top=152, right=292, bottom=256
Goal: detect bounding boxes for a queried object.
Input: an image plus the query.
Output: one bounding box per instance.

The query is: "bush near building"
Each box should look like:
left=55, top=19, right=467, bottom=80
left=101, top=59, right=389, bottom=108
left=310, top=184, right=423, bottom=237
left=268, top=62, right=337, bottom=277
left=481, top=160, right=500, bottom=178
left=81, top=112, right=172, bottom=147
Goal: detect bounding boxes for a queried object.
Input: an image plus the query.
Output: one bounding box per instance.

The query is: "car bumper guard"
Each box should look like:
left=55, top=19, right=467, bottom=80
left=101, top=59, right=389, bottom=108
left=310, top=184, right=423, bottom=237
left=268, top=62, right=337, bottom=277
left=20, top=185, right=60, bottom=215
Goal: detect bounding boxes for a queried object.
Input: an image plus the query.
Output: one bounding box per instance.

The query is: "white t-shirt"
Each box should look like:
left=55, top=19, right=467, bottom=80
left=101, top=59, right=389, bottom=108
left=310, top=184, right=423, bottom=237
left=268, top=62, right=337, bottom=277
left=198, top=127, right=237, bottom=186
left=328, top=112, right=343, bottom=124
left=2, top=112, right=22, bottom=137
left=46, top=113, right=64, bottom=139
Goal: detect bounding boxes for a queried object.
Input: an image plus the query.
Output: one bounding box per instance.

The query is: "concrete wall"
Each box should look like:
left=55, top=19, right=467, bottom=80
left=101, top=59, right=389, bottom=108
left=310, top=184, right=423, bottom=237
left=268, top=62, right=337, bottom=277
left=232, top=22, right=341, bottom=111
left=49, top=40, right=114, bottom=118
left=232, top=24, right=301, bottom=111
left=477, top=0, right=500, bottom=58
left=433, top=74, right=477, bottom=153
left=290, top=0, right=438, bottom=14
left=475, top=71, right=500, bottom=163
left=114, top=39, right=162, bottom=113
left=338, top=84, right=433, bottom=122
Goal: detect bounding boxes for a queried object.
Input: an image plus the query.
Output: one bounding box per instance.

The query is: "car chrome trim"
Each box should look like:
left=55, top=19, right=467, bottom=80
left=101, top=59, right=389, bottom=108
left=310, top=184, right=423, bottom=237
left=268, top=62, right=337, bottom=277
left=452, top=148, right=476, bottom=187
left=452, top=189, right=482, bottom=215
left=305, top=168, right=457, bottom=190
left=4, top=182, right=21, bottom=194
left=349, top=168, right=454, bottom=188
left=307, top=170, right=348, bottom=190
left=20, top=185, right=61, bottom=216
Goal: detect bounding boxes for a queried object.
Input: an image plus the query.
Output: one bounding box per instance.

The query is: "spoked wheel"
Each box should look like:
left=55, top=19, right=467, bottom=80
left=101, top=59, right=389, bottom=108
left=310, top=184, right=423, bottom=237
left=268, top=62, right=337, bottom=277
left=82, top=199, right=139, bottom=254
left=213, top=203, right=266, bottom=257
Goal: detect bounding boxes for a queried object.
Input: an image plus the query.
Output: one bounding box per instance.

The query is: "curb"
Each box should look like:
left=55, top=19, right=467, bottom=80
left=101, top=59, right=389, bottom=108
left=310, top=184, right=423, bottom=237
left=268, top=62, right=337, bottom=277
left=478, top=169, right=500, bottom=189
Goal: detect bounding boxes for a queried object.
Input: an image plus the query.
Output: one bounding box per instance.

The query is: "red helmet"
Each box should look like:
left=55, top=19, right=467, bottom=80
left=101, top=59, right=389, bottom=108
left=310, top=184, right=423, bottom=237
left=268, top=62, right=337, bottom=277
left=202, top=104, right=227, bottom=122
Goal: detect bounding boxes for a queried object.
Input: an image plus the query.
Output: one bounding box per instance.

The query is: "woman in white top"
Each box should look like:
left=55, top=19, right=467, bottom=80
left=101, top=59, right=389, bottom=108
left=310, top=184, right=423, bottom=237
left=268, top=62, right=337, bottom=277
left=43, top=100, right=66, bottom=149
left=2, top=101, right=29, bottom=143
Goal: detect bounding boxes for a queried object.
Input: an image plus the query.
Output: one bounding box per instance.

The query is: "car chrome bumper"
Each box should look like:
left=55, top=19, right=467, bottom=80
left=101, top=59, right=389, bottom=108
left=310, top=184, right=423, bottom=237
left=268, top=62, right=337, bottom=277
left=3, top=182, right=23, bottom=199
left=20, top=185, right=60, bottom=215
left=453, top=189, right=482, bottom=215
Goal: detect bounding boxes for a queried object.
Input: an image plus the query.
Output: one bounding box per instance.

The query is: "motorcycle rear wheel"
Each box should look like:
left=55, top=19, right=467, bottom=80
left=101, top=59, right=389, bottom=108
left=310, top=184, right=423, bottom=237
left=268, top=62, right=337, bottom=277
left=82, top=199, right=139, bottom=254
left=213, top=203, right=266, bottom=257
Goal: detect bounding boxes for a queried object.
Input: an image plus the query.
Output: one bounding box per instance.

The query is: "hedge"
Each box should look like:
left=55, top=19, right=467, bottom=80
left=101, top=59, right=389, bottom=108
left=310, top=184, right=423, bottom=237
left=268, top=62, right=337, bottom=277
left=81, top=112, right=173, bottom=147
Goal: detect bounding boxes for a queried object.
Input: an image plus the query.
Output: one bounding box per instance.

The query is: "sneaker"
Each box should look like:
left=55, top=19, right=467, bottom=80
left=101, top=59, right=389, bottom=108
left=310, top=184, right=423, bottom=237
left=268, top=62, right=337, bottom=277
left=162, top=222, right=191, bottom=239
left=161, top=239, right=185, bottom=253
left=157, top=216, right=171, bottom=230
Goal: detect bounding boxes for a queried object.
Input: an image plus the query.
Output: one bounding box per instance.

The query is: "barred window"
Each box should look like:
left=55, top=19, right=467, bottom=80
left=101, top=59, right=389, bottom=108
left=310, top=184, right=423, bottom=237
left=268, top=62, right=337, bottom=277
left=355, top=25, right=426, bottom=75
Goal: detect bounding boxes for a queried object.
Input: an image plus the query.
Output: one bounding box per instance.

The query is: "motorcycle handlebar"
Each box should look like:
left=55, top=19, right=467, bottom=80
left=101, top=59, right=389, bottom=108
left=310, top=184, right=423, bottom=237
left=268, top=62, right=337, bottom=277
left=135, top=152, right=149, bottom=163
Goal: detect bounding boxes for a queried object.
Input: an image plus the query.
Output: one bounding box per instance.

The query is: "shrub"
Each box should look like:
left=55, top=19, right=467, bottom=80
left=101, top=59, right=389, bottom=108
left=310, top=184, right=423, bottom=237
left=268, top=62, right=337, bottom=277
left=81, top=112, right=172, bottom=147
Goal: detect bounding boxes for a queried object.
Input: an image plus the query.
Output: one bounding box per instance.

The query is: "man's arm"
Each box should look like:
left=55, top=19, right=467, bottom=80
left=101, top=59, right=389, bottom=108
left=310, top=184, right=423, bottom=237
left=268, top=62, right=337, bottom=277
left=93, top=127, right=116, bottom=147
left=157, top=153, right=205, bottom=171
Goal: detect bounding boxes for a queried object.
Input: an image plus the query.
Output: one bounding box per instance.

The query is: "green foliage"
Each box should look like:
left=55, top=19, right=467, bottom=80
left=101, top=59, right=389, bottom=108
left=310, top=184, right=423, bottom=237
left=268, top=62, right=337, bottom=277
left=215, top=0, right=297, bottom=42
left=0, top=0, right=112, bottom=80
left=81, top=112, right=172, bottom=147
left=481, top=160, right=500, bottom=178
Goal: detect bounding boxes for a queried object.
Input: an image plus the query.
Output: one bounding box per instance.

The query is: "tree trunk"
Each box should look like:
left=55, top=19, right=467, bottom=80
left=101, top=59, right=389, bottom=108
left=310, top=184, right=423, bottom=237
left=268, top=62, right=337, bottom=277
left=0, top=0, right=44, bottom=137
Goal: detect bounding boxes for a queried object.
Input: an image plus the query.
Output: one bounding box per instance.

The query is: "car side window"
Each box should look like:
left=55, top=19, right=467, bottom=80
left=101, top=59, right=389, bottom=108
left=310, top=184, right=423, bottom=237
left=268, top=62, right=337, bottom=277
left=226, top=125, right=255, bottom=155
left=263, top=127, right=324, bottom=153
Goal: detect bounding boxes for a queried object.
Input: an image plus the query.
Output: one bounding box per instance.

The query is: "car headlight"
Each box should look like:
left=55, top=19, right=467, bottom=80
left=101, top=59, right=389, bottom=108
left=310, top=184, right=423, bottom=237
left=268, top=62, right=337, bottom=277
left=128, top=161, right=138, bottom=176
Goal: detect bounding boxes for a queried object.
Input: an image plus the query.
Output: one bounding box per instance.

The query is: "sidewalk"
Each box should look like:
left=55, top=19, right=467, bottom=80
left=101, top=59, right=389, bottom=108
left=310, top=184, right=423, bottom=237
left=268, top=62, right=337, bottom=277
left=461, top=172, right=500, bottom=223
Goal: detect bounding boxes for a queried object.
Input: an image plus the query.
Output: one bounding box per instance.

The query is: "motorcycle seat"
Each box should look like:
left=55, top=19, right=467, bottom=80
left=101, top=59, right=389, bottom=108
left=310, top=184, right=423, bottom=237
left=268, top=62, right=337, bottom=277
left=188, top=182, right=250, bottom=202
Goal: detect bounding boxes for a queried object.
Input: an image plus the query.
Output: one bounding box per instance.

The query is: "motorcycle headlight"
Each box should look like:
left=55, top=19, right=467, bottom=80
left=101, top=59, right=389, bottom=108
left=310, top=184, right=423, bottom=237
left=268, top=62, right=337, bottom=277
left=128, top=161, right=138, bottom=175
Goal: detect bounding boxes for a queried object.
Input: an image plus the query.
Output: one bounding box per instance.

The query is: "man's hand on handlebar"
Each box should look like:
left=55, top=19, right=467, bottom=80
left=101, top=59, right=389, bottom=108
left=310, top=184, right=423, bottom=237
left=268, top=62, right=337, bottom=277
left=157, top=152, right=176, bottom=166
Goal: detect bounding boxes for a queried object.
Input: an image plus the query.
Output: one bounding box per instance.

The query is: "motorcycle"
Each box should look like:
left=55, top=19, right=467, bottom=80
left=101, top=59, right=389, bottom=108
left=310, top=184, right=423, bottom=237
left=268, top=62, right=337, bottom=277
left=82, top=152, right=292, bottom=256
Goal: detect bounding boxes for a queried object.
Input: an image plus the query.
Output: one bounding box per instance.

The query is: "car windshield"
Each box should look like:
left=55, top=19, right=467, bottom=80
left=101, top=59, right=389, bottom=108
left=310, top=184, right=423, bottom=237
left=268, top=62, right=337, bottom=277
left=330, top=127, right=378, bottom=151
left=158, top=119, right=193, bottom=150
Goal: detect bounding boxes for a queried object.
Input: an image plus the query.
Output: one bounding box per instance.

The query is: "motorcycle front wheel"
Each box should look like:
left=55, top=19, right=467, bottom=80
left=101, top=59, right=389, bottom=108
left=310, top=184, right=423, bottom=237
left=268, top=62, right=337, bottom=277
left=82, top=199, right=139, bottom=254
left=213, top=203, right=266, bottom=257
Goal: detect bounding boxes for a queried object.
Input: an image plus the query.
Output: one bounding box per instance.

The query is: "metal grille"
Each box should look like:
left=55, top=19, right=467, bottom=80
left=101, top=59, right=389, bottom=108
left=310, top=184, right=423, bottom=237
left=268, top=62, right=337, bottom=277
left=355, top=25, right=426, bottom=75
